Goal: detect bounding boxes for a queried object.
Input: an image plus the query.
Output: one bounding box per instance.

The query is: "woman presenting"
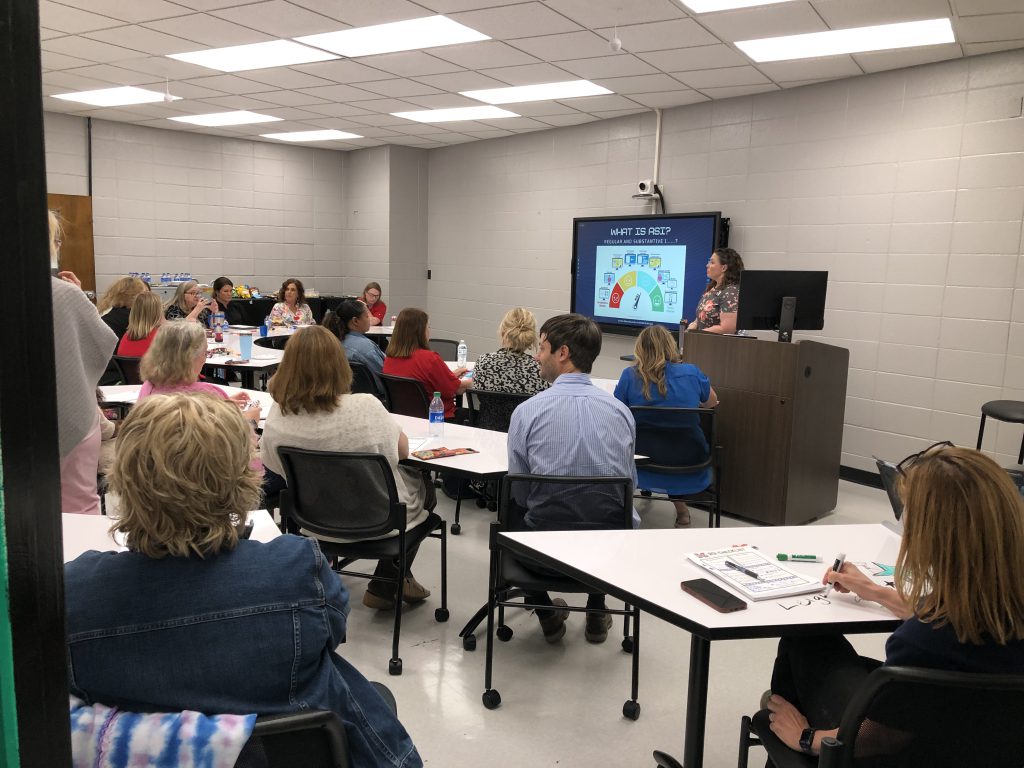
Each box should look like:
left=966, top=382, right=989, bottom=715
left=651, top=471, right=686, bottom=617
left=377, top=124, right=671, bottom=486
left=689, top=247, right=743, bottom=334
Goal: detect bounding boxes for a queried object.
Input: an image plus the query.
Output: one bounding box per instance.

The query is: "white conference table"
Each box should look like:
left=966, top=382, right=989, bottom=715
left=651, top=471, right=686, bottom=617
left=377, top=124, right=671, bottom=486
left=62, top=510, right=280, bottom=562
left=206, top=336, right=284, bottom=389
left=99, top=384, right=274, bottom=429
left=499, top=524, right=902, bottom=768
left=393, top=414, right=508, bottom=478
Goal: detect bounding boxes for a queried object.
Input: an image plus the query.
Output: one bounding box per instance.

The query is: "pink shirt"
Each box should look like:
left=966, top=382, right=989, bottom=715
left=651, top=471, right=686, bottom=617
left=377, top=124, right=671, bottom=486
left=138, top=380, right=229, bottom=401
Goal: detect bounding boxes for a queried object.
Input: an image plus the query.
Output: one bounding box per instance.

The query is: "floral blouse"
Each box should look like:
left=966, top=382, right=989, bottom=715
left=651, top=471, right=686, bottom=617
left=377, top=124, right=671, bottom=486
left=268, top=302, right=314, bottom=327
left=472, top=348, right=549, bottom=395
left=695, top=283, right=739, bottom=331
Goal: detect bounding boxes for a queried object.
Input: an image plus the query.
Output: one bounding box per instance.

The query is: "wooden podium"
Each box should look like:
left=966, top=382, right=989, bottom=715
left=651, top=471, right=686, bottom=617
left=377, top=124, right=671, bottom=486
left=682, top=333, right=849, bottom=525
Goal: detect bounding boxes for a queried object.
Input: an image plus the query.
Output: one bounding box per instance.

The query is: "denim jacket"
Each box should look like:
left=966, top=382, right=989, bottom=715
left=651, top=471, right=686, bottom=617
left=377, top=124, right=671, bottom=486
left=65, top=535, right=422, bottom=768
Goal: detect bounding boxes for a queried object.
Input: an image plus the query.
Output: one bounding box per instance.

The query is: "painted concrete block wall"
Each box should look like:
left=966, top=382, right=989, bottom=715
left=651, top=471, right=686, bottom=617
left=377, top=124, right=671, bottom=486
left=427, top=49, right=1024, bottom=472
left=388, top=146, right=429, bottom=319
left=341, top=145, right=389, bottom=302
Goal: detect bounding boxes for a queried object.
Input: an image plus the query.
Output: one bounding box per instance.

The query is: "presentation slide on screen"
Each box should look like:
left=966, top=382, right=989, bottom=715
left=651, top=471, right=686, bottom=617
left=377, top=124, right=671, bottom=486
left=593, top=245, right=686, bottom=323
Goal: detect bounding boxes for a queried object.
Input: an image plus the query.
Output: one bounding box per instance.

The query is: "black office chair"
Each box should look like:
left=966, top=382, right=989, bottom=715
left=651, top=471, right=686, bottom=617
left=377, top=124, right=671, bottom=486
left=112, top=355, right=143, bottom=385
left=276, top=448, right=448, bottom=676
left=630, top=406, right=722, bottom=528
left=976, top=399, right=1024, bottom=464
left=378, top=374, right=431, bottom=418
left=730, top=666, right=1024, bottom=768
left=350, top=361, right=386, bottom=405
left=428, top=338, right=459, bottom=361
left=254, top=335, right=289, bottom=351
left=466, top=389, right=532, bottom=433
left=477, top=473, right=641, bottom=720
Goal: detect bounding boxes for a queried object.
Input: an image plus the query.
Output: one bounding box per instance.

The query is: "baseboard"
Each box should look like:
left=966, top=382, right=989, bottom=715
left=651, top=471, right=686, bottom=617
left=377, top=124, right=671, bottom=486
left=839, top=465, right=882, bottom=489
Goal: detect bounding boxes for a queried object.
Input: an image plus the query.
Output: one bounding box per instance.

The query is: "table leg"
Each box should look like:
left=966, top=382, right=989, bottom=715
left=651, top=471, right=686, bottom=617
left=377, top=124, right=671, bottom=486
left=241, top=370, right=255, bottom=390
left=683, top=635, right=711, bottom=768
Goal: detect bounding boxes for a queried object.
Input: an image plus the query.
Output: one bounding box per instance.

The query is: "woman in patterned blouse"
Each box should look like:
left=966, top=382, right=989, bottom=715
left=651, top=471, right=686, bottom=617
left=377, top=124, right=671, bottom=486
left=268, top=278, right=314, bottom=327
left=473, top=307, right=549, bottom=396
left=689, top=247, right=744, bottom=334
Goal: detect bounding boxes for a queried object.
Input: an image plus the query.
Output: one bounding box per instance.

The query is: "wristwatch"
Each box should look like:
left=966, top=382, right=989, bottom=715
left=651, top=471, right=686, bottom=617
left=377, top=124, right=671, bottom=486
left=799, top=727, right=817, bottom=755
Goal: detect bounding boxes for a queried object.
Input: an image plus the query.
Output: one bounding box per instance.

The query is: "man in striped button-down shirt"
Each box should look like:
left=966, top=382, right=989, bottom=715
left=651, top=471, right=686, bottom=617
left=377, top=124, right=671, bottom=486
left=507, top=313, right=637, bottom=645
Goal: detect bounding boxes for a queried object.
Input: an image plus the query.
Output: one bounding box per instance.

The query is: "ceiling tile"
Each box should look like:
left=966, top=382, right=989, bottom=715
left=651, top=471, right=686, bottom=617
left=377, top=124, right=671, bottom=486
left=449, top=3, right=583, bottom=40
left=40, top=28, right=65, bottom=40
left=757, top=56, right=862, bottom=83
left=41, top=51, right=94, bottom=71
left=249, top=89, right=332, bottom=106
left=210, top=1, right=344, bottom=38
left=556, top=54, right=660, bottom=79
left=430, top=40, right=540, bottom=69
left=356, top=79, right=445, bottom=98
left=144, top=14, right=274, bottom=47
left=255, top=106, right=326, bottom=120
left=954, top=0, right=1024, bottom=13
left=347, top=97, right=426, bottom=113
left=699, top=83, right=779, bottom=99
left=113, top=55, right=215, bottom=80
left=232, top=67, right=336, bottom=90
left=286, top=0, right=430, bottom=26
left=54, top=0, right=192, bottom=24
left=592, top=73, right=685, bottom=94
left=184, top=73, right=280, bottom=94
left=42, top=70, right=122, bottom=91
left=414, top=70, right=508, bottom=91
left=475, top=115, right=552, bottom=130
left=596, top=18, right=718, bottom=53
left=676, top=65, right=771, bottom=89
left=533, top=112, right=598, bottom=126
left=699, top=2, right=826, bottom=42
left=355, top=51, right=463, bottom=77
left=43, top=35, right=146, bottom=63
left=957, top=13, right=1024, bottom=43
left=196, top=94, right=279, bottom=110
left=57, top=64, right=160, bottom=86
left=296, top=83, right=380, bottom=101
left=164, top=0, right=267, bottom=10
left=628, top=90, right=709, bottom=109
left=300, top=102, right=375, bottom=118
left=855, top=43, right=968, bottom=73
left=39, top=3, right=121, bottom=34
left=964, top=39, right=1024, bottom=54
left=558, top=93, right=645, bottom=111
left=83, top=25, right=202, bottom=56
left=638, top=44, right=748, bottom=72
left=291, top=59, right=393, bottom=83
left=162, top=81, right=233, bottom=98
left=545, top=0, right=684, bottom=28
left=510, top=31, right=614, bottom=61
left=506, top=101, right=584, bottom=116
left=813, top=0, right=953, bottom=28
left=479, top=62, right=577, bottom=85
left=399, top=93, right=483, bottom=109
left=344, top=113, right=415, bottom=127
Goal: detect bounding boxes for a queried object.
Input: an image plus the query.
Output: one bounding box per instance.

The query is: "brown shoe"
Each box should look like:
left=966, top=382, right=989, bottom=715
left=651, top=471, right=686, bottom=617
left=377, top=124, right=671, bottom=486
left=584, top=611, right=613, bottom=643
left=363, top=590, right=395, bottom=611
left=402, top=576, right=431, bottom=604
left=539, top=598, right=569, bottom=643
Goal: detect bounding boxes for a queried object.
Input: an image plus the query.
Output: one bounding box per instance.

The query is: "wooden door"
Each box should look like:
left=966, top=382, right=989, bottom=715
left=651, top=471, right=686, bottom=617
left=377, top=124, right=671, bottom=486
left=47, top=193, right=95, bottom=293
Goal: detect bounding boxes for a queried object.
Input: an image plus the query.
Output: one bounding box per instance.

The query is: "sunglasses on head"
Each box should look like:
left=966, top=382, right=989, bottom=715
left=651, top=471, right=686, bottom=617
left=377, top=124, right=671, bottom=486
left=896, top=440, right=954, bottom=476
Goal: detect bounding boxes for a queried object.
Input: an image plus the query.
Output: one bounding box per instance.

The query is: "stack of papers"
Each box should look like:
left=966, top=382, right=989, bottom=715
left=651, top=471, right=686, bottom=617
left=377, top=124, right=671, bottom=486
left=686, top=546, right=823, bottom=601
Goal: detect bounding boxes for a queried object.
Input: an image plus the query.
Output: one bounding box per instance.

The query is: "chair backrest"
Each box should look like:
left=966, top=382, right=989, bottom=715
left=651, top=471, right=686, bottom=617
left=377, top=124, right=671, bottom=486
left=630, top=406, right=714, bottom=474
left=499, top=473, right=634, bottom=533
left=428, top=338, right=459, bottom=360
left=378, top=373, right=431, bottom=418
left=112, top=355, right=143, bottom=385
left=236, top=710, right=349, bottom=768
left=466, top=389, right=532, bottom=432
left=820, top=665, right=1024, bottom=768
left=276, top=448, right=406, bottom=539
left=349, top=361, right=386, bottom=404
left=254, top=335, right=289, bottom=351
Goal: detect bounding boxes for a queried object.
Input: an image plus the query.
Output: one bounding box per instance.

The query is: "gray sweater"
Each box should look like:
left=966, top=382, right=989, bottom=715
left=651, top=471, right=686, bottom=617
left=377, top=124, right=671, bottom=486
left=52, top=277, right=117, bottom=456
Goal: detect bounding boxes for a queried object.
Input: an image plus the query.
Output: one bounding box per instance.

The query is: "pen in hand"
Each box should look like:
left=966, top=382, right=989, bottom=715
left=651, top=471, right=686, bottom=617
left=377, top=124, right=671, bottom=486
left=823, top=552, right=846, bottom=597
left=724, top=559, right=760, bottom=580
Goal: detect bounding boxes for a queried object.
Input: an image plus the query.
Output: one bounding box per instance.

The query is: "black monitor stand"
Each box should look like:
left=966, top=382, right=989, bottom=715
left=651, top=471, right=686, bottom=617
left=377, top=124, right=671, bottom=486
left=778, top=296, right=796, bottom=343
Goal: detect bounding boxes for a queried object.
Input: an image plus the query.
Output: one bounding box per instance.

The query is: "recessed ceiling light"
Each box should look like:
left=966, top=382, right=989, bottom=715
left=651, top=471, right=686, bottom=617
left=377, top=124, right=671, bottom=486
left=736, top=18, right=955, bottom=62
left=167, top=40, right=337, bottom=72
left=52, top=86, right=181, bottom=107
left=461, top=80, right=612, bottom=104
left=296, top=15, right=489, bottom=58
left=679, top=0, right=797, bottom=12
left=262, top=129, right=363, bottom=142
left=169, top=111, right=282, bottom=127
left=392, top=106, right=520, bottom=123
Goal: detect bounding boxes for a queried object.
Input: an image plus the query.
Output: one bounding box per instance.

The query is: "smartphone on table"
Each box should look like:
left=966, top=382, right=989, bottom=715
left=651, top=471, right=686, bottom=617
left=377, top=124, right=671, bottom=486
left=680, top=578, right=747, bottom=613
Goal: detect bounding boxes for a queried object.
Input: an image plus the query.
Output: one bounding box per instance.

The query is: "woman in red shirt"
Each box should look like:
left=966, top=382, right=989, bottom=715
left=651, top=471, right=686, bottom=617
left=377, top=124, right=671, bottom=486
left=117, top=292, right=163, bottom=357
left=383, top=308, right=471, bottom=419
left=361, top=281, right=387, bottom=326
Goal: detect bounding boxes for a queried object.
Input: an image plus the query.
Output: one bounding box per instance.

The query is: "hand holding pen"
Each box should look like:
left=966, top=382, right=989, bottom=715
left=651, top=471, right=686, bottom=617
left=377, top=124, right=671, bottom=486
left=822, top=553, right=846, bottom=597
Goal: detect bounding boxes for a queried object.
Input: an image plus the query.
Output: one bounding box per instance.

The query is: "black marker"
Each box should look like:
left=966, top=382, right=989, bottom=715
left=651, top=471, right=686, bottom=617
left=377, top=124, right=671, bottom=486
left=823, top=552, right=846, bottom=597
left=724, top=559, right=760, bottom=580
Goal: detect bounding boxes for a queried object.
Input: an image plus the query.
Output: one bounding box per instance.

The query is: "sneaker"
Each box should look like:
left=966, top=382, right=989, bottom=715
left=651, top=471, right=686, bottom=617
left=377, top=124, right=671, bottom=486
left=363, top=590, right=395, bottom=611
left=760, top=689, right=773, bottom=711
left=402, top=576, right=431, bottom=604
left=584, top=612, right=613, bottom=644
left=538, top=598, right=569, bottom=643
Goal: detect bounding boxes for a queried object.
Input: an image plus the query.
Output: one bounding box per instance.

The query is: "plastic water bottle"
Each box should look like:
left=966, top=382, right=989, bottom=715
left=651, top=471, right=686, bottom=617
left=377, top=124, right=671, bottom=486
left=263, top=316, right=272, bottom=337
left=428, top=391, right=445, bottom=438
left=457, top=339, right=468, bottom=367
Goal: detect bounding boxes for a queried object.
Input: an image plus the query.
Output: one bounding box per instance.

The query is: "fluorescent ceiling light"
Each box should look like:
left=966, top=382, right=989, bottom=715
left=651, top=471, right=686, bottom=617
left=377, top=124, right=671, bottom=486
left=296, top=15, right=489, bottom=57
left=167, top=40, right=337, bottom=72
left=392, top=106, right=519, bottom=123
left=262, top=129, right=363, bottom=142
left=52, top=86, right=181, bottom=107
left=736, top=18, right=955, bottom=62
left=461, top=80, right=612, bottom=104
left=680, top=0, right=797, bottom=11
left=169, top=111, right=282, bottom=127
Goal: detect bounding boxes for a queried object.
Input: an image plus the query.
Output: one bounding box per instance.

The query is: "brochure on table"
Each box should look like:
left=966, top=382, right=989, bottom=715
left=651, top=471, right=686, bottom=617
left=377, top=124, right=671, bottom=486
left=686, top=545, right=823, bottom=601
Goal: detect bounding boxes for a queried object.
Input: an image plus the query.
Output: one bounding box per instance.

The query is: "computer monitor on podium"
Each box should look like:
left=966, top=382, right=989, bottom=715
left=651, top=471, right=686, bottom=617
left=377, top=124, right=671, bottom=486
left=736, top=270, right=828, bottom=343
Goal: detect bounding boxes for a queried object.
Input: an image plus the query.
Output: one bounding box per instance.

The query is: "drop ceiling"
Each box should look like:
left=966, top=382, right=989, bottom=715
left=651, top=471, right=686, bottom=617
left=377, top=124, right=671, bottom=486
left=39, top=0, right=1024, bottom=150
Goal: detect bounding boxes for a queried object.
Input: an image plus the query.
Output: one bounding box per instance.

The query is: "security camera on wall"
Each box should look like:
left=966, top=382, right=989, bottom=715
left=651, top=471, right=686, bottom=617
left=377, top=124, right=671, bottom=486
left=636, top=179, right=655, bottom=195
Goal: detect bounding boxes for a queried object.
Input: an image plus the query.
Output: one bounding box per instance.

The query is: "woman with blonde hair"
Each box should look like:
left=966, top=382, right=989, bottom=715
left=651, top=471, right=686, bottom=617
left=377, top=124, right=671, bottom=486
left=764, top=444, right=1024, bottom=758
left=472, top=307, right=549, bottom=396
left=164, top=280, right=212, bottom=324
left=613, top=324, right=717, bottom=527
left=262, top=326, right=435, bottom=609
left=116, top=291, right=163, bottom=357
left=97, top=276, right=149, bottom=338
left=64, top=393, right=422, bottom=768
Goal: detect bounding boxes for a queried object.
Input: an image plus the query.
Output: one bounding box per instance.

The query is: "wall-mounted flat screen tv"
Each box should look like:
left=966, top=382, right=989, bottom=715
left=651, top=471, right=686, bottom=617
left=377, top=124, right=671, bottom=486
left=570, top=212, right=722, bottom=335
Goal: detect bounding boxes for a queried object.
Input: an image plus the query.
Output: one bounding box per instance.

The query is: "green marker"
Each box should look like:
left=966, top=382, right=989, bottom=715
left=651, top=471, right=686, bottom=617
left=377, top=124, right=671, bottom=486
left=776, top=553, right=822, bottom=562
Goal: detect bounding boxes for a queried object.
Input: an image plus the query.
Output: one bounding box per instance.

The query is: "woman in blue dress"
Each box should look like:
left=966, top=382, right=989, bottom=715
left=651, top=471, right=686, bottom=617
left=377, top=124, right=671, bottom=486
left=614, top=324, right=718, bottom=527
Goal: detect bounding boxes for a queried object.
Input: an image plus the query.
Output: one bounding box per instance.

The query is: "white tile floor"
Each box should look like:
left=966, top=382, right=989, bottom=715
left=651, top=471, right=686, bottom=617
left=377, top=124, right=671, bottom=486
left=336, top=481, right=895, bottom=767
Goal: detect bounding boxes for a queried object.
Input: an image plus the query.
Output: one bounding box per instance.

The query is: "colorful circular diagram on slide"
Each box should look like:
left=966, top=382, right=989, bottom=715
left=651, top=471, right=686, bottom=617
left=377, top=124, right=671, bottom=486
left=595, top=245, right=682, bottom=319
left=610, top=269, right=664, bottom=311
